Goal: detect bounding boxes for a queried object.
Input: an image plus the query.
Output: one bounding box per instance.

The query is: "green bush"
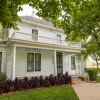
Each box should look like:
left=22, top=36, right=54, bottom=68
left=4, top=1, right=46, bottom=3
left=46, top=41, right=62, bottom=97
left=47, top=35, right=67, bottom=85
left=86, top=68, right=100, bottom=73
left=87, top=70, right=98, bottom=81
left=0, top=73, right=7, bottom=82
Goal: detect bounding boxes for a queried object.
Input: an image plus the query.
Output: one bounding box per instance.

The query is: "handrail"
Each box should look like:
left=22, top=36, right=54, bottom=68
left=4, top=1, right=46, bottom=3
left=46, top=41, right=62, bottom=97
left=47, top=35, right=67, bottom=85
left=16, top=32, right=65, bottom=41
left=11, top=32, right=81, bottom=48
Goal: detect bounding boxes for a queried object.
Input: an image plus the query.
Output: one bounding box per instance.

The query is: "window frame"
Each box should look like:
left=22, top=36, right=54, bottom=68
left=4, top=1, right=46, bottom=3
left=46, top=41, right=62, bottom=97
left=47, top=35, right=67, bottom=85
left=71, top=56, right=76, bottom=70
left=32, top=29, right=38, bottom=41
left=35, top=53, right=41, bottom=71
left=27, top=53, right=34, bottom=72
left=57, top=34, right=61, bottom=40
left=57, top=34, right=62, bottom=44
left=27, top=52, right=41, bottom=72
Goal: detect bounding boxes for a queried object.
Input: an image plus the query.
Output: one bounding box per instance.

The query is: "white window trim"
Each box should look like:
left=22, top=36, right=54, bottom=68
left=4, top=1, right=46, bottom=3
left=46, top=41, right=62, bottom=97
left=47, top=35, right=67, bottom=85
left=26, top=52, right=41, bottom=72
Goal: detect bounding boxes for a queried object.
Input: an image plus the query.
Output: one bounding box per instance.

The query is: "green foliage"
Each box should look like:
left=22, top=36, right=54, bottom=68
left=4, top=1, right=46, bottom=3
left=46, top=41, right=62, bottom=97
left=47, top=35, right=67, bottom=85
left=0, top=0, right=34, bottom=29
left=87, top=70, right=98, bottom=81
left=0, top=0, right=100, bottom=62
left=0, top=73, right=7, bottom=82
left=0, top=23, right=2, bottom=32
left=86, top=68, right=100, bottom=73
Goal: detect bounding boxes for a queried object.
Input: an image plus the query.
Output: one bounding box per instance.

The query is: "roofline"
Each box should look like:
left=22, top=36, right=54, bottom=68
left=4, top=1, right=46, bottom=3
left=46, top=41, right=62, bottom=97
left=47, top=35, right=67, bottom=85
left=20, top=19, right=64, bottom=32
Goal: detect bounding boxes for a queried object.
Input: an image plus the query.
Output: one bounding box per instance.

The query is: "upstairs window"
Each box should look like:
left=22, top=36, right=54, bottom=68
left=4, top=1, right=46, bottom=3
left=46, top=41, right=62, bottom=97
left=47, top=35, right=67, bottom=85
left=57, top=34, right=62, bottom=44
left=71, top=56, right=75, bottom=70
left=32, top=29, right=38, bottom=41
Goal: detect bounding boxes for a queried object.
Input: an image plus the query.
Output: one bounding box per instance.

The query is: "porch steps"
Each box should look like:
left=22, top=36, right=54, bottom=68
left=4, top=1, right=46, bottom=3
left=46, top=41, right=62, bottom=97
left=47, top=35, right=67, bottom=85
left=72, top=78, right=86, bottom=85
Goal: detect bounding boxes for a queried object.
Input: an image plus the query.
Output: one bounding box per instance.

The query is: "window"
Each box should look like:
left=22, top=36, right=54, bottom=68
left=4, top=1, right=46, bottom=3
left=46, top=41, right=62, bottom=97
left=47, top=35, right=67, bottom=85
left=27, top=53, right=41, bottom=72
left=57, top=34, right=62, bottom=44
left=32, top=29, right=38, bottom=41
left=71, top=56, right=75, bottom=70
left=35, top=53, right=41, bottom=71
left=27, top=53, right=34, bottom=71
left=0, top=52, right=2, bottom=73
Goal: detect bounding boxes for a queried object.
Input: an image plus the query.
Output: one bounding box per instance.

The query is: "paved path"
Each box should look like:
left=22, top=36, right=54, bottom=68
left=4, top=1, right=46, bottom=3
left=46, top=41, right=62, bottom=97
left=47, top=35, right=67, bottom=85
left=73, top=83, right=100, bottom=100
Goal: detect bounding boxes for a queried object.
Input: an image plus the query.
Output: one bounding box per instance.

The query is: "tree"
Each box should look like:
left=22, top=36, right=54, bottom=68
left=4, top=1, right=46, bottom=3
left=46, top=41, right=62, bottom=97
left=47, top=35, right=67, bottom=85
left=0, top=0, right=62, bottom=29
left=0, top=0, right=100, bottom=62
left=83, top=36, right=100, bottom=68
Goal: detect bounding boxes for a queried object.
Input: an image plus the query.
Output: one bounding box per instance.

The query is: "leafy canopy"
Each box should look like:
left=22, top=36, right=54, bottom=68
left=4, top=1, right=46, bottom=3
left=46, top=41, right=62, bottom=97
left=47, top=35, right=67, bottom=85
left=0, top=0, right=100, bottom=61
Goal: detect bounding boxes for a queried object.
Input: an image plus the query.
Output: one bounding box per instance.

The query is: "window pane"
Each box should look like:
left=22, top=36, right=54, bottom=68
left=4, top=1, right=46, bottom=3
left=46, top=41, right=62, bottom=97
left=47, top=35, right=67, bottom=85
left=57, top=34, right=62, bottom=44
left=57, top=34, right=61, bottom=39
left=27, top=53, right=34, bottom=71
left=32, top=29, right=38, bottom=41
left=0, top=52, right=2, bottom=73
left=71, top=56, right=75, bottom=70
left=35, top=53, right=41, bottom=71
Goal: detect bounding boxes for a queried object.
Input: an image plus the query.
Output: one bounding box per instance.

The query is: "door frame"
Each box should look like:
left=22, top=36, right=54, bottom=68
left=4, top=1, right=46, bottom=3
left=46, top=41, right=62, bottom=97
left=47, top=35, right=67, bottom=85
left=57, top=52, right=63, bottom=75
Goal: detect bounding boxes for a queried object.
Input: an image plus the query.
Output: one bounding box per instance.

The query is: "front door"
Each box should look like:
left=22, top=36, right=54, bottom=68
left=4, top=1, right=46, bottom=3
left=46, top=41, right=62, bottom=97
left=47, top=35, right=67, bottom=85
left=57, top=52, right=63, bottom=74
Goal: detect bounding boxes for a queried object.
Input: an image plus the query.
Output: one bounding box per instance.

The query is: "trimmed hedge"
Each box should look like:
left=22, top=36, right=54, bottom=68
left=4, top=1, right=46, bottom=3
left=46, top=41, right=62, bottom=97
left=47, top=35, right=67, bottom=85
left=85, top=68, right=100, bottom=73
left=87, top=70, right=98, bottom=81
left=0, top=73, right=7, bottom=82
left=0, top=72, right=71, bottom=94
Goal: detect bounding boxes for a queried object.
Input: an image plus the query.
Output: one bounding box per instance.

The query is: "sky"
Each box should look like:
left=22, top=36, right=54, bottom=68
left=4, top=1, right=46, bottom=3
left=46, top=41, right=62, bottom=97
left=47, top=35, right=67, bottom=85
left=18, top=5, right=33, bottom=16
left=18, top=5, right=40, bottom=18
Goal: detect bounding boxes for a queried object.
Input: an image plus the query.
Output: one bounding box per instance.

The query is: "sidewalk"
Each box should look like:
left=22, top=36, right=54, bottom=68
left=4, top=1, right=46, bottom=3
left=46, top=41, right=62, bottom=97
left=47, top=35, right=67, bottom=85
left=73, top=83, right=100, bottom=100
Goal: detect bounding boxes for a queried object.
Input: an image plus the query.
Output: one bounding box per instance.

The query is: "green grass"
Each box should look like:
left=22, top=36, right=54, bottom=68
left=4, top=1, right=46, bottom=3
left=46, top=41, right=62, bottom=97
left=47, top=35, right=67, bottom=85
left=96, top=76, right=100, bottom=83
left=0, top=85, right=79, bottom=100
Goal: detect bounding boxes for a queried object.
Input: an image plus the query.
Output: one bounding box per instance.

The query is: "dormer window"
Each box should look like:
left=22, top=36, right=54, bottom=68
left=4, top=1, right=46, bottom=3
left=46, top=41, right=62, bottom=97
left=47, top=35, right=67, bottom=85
left=32, top=29, right=38, bottom=41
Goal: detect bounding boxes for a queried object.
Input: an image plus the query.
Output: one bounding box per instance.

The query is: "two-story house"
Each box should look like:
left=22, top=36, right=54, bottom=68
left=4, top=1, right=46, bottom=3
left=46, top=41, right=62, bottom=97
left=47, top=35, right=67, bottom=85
left=0, top=16, right=85, bottom=80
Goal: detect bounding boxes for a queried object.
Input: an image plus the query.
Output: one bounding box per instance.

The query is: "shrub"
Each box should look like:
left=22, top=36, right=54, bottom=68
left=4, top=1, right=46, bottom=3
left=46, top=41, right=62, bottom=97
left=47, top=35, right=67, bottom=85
left=44, top=77, right=50, bottom=87
left=13, top=78, right=22, bottom=91
left=0, top=73, right=7, bottom=82
left=87, top=70, right=98, bottom=81
left=39, top=76, right=44, bottom=87
left=0, top=72, right=72, bottom=94
left=28, top=77, right=36, bottom=89
left=49, top=74, right=55, bottom=86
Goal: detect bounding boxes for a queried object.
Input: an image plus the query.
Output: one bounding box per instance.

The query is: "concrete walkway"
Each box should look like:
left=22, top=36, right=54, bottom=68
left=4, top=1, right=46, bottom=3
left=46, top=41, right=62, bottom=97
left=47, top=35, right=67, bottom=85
left=73, top=83, right=100, bottom=100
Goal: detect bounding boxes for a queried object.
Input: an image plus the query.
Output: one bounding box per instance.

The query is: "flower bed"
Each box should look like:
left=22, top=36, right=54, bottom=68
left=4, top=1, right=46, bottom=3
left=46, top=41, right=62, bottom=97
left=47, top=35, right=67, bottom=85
left=0, top=72, right=72, bottom=95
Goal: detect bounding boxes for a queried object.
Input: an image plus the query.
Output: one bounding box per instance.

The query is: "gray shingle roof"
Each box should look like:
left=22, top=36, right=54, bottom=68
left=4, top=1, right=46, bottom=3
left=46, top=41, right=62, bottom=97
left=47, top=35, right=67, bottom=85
left=20, top=16, right=54, bottom=27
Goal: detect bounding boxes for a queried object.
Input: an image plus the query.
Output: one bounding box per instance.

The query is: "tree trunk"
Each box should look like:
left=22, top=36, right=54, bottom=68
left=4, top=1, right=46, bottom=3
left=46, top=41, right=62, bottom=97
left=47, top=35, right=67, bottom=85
left=96, top=60, right=99, bottom=68
left=0, top=28, right=8, bottom=40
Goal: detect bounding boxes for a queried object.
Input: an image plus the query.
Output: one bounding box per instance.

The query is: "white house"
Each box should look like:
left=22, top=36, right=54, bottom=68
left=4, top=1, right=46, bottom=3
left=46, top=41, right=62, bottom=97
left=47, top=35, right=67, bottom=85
left=0, top=16, right=85, bottom=80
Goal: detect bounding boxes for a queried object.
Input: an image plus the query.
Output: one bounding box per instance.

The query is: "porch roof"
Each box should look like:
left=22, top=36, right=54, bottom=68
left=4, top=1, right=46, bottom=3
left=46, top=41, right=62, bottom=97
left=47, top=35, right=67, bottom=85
left=6, top=38, right=85, bottom=54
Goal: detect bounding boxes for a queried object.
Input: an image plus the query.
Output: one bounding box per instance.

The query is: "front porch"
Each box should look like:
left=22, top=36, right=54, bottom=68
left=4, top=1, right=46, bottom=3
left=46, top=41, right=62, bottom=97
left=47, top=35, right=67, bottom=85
left=6, top=44, right=84, bottom=80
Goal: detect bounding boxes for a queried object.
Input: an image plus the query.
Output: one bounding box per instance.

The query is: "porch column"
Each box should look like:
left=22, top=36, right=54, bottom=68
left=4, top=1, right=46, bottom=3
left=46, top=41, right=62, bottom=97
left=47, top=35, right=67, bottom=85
left=54, top=50, right=57, bottom=75
left=81, top=55, right=84, bottom=76
left=12, top=46, right=16, bottom=80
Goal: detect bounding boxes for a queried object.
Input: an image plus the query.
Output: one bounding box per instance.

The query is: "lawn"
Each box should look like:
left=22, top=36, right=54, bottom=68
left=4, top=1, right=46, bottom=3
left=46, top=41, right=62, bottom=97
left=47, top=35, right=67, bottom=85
left=0, top=85, right=79, bottom=100
left=96, top=76, right=100, bottom=83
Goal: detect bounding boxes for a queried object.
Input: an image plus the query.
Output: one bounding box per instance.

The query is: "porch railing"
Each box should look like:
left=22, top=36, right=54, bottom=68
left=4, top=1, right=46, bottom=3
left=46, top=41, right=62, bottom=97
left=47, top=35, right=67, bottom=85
left=11, top=32, right=81, bottom=48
